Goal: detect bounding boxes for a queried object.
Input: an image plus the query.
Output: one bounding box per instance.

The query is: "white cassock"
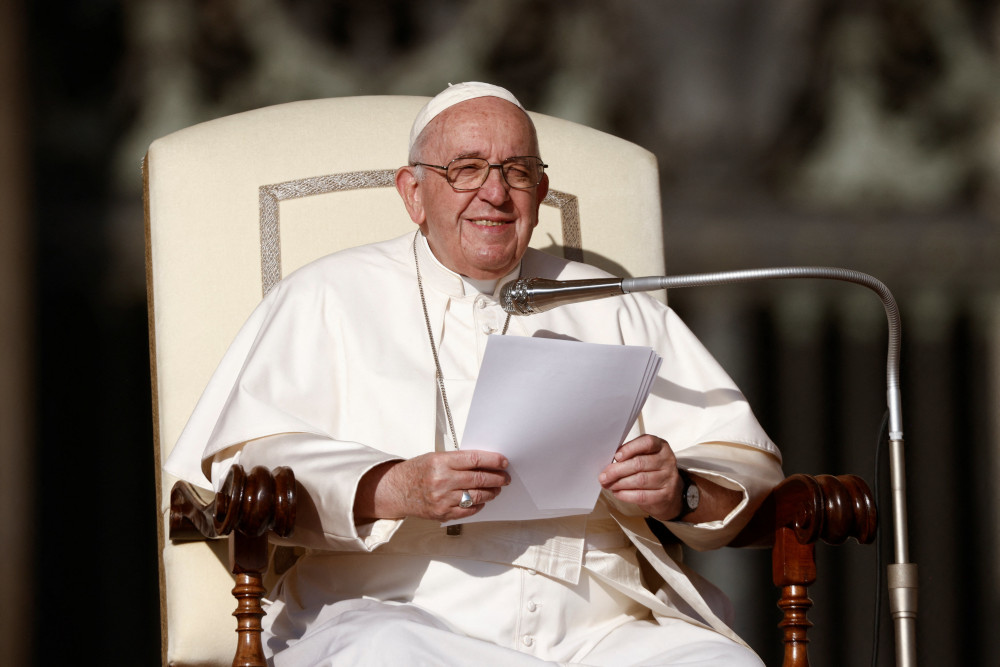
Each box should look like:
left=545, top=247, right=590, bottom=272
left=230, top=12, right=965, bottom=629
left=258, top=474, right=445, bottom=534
left=165, top=232, right=784, bottom=666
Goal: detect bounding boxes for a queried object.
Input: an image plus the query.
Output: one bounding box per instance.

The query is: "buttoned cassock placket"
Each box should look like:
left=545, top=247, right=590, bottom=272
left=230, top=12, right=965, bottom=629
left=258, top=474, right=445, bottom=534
left=419, top=239, right=511, bottom=452
left=169, top=232, right=784, bottom=663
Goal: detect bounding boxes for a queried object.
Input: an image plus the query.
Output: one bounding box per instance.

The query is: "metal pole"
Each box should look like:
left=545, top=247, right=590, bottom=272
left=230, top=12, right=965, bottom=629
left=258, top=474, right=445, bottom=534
left=628, top=268, right=918, bottom=667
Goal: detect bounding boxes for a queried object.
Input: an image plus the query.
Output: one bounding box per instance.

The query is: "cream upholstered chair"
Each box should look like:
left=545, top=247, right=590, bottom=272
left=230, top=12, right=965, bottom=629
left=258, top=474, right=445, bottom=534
left=146, top=96, right=876, bottom=667
left=146, top=95, right=666, bottom=667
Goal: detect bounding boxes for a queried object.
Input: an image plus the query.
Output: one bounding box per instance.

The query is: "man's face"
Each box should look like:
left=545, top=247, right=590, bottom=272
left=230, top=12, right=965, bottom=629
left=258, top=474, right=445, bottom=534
left=396, top=97, right=548, bottom=280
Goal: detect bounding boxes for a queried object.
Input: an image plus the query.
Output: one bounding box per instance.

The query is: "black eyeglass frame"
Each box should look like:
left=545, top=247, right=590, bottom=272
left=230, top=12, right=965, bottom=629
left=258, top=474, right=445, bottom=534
left=411, top=156, right=548, bottom=191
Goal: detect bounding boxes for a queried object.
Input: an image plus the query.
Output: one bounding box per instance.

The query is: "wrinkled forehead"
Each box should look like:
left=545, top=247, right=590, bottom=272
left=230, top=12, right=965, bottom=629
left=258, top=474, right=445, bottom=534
left=419, top=97, right=540, bottom=160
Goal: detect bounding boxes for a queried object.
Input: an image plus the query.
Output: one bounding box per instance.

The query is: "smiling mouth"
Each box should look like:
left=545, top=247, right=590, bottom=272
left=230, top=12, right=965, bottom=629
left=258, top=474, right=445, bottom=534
left=468, top=219, right=510, bottom=227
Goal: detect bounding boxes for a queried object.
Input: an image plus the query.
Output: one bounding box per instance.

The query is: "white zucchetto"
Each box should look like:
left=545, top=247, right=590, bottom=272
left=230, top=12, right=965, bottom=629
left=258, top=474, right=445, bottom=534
left=409, top=82, right=525, bottom=152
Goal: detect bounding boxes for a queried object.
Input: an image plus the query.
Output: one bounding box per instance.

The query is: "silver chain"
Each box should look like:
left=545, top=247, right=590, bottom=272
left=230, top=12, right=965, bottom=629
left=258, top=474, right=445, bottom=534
left=413, top=231, right=512, bottom=451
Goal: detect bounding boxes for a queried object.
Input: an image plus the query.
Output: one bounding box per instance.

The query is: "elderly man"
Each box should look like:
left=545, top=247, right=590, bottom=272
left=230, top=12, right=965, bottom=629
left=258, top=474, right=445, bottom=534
left=166, top=82, right=784, bottom=666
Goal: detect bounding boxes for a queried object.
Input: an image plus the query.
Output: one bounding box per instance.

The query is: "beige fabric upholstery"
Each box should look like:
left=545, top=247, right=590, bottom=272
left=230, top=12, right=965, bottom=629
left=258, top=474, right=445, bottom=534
left=146, top=95, right=664, bottom=666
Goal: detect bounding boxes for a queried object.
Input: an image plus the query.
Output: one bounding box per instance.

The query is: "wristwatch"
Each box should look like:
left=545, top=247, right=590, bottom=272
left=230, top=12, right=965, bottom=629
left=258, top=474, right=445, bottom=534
left=676, top=468, right=700, bottom=518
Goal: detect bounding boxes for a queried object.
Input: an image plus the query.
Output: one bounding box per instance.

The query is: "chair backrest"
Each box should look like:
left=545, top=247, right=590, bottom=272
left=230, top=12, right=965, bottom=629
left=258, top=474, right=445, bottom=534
left=146, top=95, right=664, bottom=666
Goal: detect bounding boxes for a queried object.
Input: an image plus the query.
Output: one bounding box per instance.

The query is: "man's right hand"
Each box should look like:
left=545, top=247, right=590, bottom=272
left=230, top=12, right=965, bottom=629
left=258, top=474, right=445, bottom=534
left=354, top=450, right=510, bottom=523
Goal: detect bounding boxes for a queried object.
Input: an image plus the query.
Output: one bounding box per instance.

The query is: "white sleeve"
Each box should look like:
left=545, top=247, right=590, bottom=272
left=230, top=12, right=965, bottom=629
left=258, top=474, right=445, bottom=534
left=210, top=433, right=404, bottom=552
left=663, top=442, right=784, bottom=550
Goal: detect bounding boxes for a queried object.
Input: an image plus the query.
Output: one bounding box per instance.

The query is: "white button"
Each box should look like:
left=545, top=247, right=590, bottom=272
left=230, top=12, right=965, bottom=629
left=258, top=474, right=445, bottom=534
left=476, top=298, right=488, bottom=309
left=526, top=601, right=537, bottom=612
left=522, top=635, right=534, bottom=647
left=481, top=324, right=496, bottom=334
left=526, top=569, right=537, bottom=576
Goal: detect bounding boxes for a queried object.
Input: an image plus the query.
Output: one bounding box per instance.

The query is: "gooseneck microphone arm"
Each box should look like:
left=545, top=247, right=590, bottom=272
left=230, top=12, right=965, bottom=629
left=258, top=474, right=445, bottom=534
left=500, top=268, right=917, bottom=667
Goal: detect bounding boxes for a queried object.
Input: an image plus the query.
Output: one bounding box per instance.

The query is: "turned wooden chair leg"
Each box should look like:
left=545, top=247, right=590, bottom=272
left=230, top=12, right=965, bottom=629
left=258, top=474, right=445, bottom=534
left=773, top=525, right=817, bottom=667
left=231, top=532, right=269, bottom=667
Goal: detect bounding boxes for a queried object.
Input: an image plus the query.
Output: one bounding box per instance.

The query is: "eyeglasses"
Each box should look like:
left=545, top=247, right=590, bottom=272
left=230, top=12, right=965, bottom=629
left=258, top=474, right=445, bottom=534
left=412, top=156, right=547, bottom=191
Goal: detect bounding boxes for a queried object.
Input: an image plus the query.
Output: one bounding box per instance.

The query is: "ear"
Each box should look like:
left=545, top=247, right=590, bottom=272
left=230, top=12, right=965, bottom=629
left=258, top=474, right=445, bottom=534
left=395, top=166, right=425, bottom=226
left=533, top=172, right=549, bottom=225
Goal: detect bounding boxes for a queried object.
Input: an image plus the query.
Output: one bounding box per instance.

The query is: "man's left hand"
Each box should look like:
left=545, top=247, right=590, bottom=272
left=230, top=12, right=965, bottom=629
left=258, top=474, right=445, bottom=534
left=598, top=434, right=682, bottom=522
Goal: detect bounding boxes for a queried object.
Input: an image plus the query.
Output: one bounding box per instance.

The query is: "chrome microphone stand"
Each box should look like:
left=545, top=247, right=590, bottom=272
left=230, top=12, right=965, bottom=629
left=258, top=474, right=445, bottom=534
left=502, top=267, right=918, bottom=667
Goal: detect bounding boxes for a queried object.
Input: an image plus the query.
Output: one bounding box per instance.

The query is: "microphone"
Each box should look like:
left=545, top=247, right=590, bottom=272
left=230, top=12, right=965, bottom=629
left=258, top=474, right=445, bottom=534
left=501, top=267, right=917, bottom=667
left=500, top=277, right=627, bottom=315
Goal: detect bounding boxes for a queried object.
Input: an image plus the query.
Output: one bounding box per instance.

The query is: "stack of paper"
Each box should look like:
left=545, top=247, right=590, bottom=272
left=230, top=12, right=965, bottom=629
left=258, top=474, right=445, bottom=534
left=445, top=335, right=662, bottom=525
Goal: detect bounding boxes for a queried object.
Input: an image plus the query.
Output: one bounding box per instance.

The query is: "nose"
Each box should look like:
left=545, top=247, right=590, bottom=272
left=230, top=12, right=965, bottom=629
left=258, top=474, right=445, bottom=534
left=477, top=165, right=510, bottom=205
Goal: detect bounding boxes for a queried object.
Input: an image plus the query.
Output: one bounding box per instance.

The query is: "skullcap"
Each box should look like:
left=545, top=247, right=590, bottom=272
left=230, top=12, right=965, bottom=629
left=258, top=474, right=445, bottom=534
left=409, top=82, right=525, bottom=151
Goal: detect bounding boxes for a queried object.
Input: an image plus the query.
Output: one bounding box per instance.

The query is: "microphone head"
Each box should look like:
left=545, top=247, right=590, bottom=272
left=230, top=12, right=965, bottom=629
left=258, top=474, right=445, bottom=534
left=500, top=278, right=535, bottom=315
left=501, top=276, right=628, bottom=315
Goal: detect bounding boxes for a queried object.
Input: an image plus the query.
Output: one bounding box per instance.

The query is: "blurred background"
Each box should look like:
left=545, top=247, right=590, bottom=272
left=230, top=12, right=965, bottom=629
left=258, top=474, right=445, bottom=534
left=2, top=0, right=998, bottom=664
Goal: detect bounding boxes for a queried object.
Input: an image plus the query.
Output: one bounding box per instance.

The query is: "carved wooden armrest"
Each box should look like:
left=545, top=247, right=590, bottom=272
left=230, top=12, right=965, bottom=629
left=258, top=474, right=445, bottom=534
left=732, top=473, right=878, bottom=667
left=169, top=465, right=297, bottom=667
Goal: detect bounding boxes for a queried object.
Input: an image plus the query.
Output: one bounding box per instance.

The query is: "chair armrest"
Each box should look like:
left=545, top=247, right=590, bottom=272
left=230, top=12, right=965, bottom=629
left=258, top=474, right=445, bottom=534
left=168, top=465, right=297, bottom=667
left=730, top=473, right=877, bottom=549
left=169, top=465, right=297, bottom=543
left=731, top=473, right=877, bottom=667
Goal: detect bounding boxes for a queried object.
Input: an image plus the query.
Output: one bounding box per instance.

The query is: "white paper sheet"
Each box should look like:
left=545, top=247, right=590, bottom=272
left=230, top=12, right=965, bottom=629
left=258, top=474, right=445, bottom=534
left=444, top=335, right=661, bottom=525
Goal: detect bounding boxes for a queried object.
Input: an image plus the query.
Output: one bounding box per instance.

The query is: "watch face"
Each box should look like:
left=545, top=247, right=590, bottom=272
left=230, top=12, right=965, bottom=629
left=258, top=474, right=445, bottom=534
left=686, top=485, right=701, bottom=509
